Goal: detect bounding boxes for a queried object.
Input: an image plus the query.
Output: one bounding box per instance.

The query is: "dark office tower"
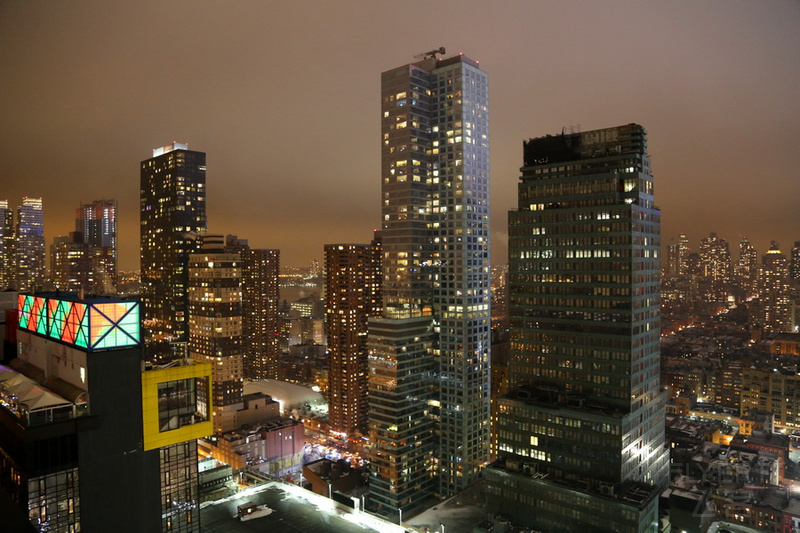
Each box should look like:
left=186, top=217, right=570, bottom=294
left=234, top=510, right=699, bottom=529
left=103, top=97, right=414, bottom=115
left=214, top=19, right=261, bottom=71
left=76, top=199, right=117, bottom=292
left=51, top=232, right=93, bottom=293
left=369, top=49, right=491, bottom=514
left=0, top=200, right=13, bottom=288
left=791, top=241, right=800, bottom=284
left=325, top=240, right=381, bottom=436
left=188, top=234, right=242, bottom=435
left=140, top=143, right=206, bottom=362
left=15, top=197, right=45, bottom=292
left=736, top=237, right=759, bottom=299
left=225, top=235, right=281, bottom=380
left=485, top=124, right=669, bottom=533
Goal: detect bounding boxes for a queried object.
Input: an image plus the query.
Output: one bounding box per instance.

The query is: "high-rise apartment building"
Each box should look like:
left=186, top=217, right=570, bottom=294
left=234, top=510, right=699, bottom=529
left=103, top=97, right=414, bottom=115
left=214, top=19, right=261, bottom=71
left=0, top=200, right=13, bottom=288
left=188, top=235, right=242, bottom=435
left=485, top=124, right=669, bottom=533
left=140, top=143, right=206, bottom=362
left=791, top=241, right=800, bottom=284
left=369, top=49, right=491, bottom=514
left=15, top=197, right=45, bottom=292
left=736, top=237, right=759, bottom=299
left=76, top=199, right=117, bottom=292
left=325, top=240, right=381, bottom=436
left=757, top=242, right=791, bottom=332
left=224, top=235, right=281, bottom=380
left=699, top=232, right=733, bottom=303
left=50, top=232, right=93, bottom=293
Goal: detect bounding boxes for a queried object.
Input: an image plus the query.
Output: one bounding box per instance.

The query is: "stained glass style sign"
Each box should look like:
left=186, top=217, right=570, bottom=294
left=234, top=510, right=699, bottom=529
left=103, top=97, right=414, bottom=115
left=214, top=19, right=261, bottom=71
left=18, top=294, right=140, bottom=351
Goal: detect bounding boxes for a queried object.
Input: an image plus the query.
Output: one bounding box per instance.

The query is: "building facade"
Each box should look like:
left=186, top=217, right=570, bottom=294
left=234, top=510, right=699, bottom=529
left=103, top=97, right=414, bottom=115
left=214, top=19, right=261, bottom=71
left=484, top=124, right=669, bottom=532
left=325, top=241, right=381, bottom=436
left=15, top=197, right=45, bottom=292
left=50, top=233, right=93, bottom=293
left=140, top=142, right=207, bottom=362
left=368, top=49, right=491, bottom=514
left=188, top=235, right=242, bottom=435
left=0, top=200, right=13, bottom=288
left=1, top=294, right=211, bottom=533
left=76, top=199, right=117, bottom=292
left=224, top=236, right=281, bottom=380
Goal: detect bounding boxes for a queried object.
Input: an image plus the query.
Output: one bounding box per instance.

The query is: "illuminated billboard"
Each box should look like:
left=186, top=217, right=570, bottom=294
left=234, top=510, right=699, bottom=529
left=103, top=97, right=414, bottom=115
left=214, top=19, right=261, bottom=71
left=18, top=294, right=140, bottom=351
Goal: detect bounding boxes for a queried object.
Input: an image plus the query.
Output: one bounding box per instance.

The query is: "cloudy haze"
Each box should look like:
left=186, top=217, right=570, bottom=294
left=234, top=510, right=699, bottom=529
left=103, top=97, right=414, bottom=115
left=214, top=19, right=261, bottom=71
left=1, top=1, right=798, bottom=270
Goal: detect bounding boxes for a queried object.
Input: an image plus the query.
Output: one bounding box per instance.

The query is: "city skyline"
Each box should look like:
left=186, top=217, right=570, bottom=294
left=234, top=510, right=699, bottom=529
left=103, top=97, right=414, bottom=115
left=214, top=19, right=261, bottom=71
left=2, top=2, right=799, bottom=270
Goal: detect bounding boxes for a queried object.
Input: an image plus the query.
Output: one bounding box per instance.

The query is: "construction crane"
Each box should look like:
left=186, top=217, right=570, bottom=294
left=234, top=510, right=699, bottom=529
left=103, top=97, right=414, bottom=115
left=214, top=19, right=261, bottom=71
left=414, top=47, right=446, bottom=61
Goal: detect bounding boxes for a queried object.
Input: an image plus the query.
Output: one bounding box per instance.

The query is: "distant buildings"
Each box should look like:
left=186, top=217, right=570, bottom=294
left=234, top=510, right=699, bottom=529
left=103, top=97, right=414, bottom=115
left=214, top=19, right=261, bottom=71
left=0, top=200, right=13, bottom=288
left=324, top=240, right=381, bottom=436
left=14, top=197, right=45, bottom=292
left=369, top=49, right=491, bottom=514
left=76, top=199, right=117, bottom=292
left=50, top=232, right=92, bottom=293
left=756, top=241, right=791, bottom=331
left=485, top=124, right=669, bottom=532
left=140, top=143, right=207, bottom=362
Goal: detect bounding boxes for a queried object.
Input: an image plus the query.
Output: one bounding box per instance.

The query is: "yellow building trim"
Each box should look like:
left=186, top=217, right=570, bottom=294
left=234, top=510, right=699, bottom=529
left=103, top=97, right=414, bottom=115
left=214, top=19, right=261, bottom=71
left=142, top=361, right=213, bottom=450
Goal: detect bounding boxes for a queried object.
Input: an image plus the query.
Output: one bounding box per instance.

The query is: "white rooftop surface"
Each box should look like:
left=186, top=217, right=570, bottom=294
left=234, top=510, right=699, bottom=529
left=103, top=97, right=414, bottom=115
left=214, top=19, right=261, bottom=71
left=244, top=379, right=324, bottom=411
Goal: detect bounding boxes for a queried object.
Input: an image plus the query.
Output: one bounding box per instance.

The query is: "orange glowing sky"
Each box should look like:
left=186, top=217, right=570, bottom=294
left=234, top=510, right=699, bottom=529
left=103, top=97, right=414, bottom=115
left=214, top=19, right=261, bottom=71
left=2, top=1, right=799, bottom=270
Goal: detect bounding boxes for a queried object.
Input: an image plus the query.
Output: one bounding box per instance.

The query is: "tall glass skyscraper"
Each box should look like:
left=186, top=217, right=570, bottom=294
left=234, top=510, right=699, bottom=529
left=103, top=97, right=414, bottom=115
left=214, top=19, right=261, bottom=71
left=140, top=142, right=206, bottom=362
left=15, top=196, right=45, bottom=292
left=0, top=200, right=13, bottom=288
left=485, top=124, right=669, bottom=533
left=368, top=50, right=490, bottom=515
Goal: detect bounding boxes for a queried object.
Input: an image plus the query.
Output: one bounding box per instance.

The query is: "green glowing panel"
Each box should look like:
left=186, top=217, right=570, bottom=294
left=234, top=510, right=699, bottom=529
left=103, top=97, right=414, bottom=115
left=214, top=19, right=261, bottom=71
left=32, top=297, right=47, bottom=335
left=69, top=302, right=88, bottom=348
left=18, top=295, right=32, bottom=330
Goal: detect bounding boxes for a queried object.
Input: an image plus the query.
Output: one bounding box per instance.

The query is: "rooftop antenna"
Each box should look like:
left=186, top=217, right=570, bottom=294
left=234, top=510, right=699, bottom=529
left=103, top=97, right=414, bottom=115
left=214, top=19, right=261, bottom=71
left=414, top=47, right=446, bottom=61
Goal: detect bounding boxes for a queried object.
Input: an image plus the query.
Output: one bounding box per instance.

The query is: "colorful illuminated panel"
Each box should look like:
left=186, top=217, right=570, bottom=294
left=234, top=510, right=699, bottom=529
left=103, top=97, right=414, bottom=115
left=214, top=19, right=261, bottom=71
left=18, top=295, right=139, bottom=351
left=89, top=302, right=139, bottom=350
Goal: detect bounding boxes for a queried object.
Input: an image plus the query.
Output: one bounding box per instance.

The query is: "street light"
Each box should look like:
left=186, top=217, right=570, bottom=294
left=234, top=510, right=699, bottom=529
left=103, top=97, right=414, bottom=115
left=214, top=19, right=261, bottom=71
left=440, top=523, right=445, bottom=533
left=398, top=507, right=402, bottom=526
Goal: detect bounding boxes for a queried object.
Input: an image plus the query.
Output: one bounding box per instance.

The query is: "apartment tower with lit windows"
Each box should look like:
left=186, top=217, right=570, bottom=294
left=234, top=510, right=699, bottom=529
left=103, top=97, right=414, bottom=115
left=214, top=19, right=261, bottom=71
left=484, top=124, right=669, bottom=533
left=224, top=235, right=281, bottom=380
left=188, top=235, right=242, bottom=435
left=76, top=199, right=117, bottom=292
left=15, top=197, right=45, bottom=292
left=140, top=143, right=206, bottom=362
left=325, top=240, right=381, bottom=436
left=368, top=50, right=491, bottom=515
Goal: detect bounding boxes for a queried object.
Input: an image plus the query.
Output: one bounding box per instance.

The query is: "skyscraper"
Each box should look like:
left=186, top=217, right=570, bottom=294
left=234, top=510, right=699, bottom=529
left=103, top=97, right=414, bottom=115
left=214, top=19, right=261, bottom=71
left=50, top=232, right=93, bottom=293
left=485, top=124, right=669, bottom=533
left=325, top=240, right=381, bottom=436
left=140, top=142, right=206, bottom=362
left=790, top=241, right=800, bottom=284
left=15, top=196, right=45, bottom=292
left=188, top=234, right=242, bottom=435
left=224, top=235, right=281, bottom=380
left=369, top=49, right=490, bottom=514
left=736, top=237, right=759, bottom=299
left=0, top=200, right=13, bottom=288
left=76, top=199, right=117, bottom=292
left=757, top=241, right=791, bottom=332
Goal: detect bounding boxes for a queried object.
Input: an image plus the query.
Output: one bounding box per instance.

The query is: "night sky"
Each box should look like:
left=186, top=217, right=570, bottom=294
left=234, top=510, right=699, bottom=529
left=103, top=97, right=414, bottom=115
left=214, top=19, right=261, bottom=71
left=2, top=1, right=798, bottom=271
